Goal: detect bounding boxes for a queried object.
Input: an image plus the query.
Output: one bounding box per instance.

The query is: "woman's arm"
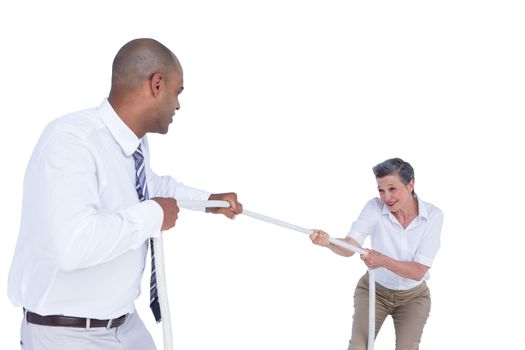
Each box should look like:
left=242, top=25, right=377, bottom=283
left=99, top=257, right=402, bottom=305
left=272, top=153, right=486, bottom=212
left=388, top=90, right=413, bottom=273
left=361, top=249, right=429, bottom=281
left=310, top=230, right=361, bottom=257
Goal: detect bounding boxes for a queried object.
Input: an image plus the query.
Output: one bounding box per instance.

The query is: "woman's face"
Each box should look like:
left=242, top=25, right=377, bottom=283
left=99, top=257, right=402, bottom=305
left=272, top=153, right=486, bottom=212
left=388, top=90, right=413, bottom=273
left=376, top=174, right=415, bottom=213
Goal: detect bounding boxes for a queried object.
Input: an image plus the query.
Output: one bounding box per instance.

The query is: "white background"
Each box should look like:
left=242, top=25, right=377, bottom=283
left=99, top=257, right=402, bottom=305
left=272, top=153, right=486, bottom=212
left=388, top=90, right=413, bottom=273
left=1, top=0, right=524, bottom=349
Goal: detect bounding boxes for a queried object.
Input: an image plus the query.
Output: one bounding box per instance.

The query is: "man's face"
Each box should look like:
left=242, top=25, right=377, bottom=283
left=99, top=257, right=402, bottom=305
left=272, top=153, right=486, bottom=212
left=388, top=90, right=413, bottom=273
left=151, top=68, right=184, bottom=135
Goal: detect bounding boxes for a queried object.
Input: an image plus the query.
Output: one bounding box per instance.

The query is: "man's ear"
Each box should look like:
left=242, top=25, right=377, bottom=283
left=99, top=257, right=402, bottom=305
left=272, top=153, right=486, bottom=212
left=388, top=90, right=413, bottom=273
left=150, top=72, right=163, bottom=97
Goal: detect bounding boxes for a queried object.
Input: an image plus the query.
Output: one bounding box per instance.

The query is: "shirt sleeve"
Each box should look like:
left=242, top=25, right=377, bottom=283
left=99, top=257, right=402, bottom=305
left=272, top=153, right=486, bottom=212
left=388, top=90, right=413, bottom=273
left=147, top=172, right=211, bottom=203
left=346, top=199, right=381, bottom=246
left=37, top=129, right=163, bottom=272
left=413, top=207, right=443, bottom=267
left=141, top=137, right=211, bottom=207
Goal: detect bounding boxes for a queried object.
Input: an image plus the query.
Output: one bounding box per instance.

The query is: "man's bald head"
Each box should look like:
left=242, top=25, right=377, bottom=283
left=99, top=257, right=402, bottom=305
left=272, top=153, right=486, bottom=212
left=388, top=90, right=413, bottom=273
left=111, top=38, right=181, bottom=93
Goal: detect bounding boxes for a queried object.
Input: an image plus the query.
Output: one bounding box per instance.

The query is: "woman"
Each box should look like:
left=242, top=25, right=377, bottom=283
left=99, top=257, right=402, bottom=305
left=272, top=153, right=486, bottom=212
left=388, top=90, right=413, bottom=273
left=310, top=158, right=443, bottom=350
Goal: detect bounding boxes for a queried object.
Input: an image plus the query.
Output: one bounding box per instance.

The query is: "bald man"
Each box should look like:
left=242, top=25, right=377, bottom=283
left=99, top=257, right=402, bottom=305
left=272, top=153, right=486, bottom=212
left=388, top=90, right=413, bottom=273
left=8, top=38, right=242, bottom=350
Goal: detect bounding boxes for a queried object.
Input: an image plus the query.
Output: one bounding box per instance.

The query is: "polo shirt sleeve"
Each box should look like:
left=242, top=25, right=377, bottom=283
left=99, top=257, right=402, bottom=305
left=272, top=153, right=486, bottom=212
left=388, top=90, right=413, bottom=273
left=346, top=199, right=381, bottom=246
left=414, top=206, right=443, bottom=267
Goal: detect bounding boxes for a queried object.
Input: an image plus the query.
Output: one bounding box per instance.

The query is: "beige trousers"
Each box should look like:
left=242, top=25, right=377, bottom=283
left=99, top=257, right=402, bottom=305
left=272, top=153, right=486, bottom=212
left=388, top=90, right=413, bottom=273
left=347, top=273, right=431, bottom=350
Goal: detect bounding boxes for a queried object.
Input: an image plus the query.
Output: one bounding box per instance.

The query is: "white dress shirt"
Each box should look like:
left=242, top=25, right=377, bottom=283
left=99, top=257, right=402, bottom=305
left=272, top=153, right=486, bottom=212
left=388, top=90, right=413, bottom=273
left=8, top=99, right=211, bottom=319
left=346, top=197, right=443, bottom=290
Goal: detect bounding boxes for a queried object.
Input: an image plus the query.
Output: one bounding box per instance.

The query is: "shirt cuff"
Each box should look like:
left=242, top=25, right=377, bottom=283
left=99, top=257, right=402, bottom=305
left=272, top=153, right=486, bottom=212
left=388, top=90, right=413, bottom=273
left=414, top=254, right=433, bottom=268
left=345, top=232, right=365, bottom=247
left=175, top=187, right=212, bottom=211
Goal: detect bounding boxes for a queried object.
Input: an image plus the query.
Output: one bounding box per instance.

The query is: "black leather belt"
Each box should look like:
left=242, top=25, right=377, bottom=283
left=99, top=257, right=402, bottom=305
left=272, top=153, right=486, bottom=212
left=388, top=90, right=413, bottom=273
left=25, top=311, right=127, bottom=328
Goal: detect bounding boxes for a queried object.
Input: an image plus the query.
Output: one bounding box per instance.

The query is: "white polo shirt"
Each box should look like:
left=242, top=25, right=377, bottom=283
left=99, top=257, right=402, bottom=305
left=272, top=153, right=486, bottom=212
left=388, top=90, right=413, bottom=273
left=346, top=197, right=443, bottom=290
left=8, top=99, right=211, bottom=319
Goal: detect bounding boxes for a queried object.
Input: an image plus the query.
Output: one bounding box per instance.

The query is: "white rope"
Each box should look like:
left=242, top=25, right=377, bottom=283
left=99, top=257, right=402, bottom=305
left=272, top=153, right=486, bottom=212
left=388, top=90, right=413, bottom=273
left=155, top=200, right=375, bottom=350
left=368, top=268, right=375, bottom=349
left=241, top=208, right=374, bottom=350
left=152, top=200, right=230, bottom=350
left=152, top=234, right=173, bottom=350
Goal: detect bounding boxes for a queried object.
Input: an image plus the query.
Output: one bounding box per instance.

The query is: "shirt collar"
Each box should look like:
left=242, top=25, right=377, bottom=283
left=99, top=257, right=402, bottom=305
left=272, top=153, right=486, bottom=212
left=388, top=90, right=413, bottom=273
left=381, top=196, right=430, bottom=220
left=417, top=197, right=430, bottom=220
left=98, top=98, right=141, bottom=156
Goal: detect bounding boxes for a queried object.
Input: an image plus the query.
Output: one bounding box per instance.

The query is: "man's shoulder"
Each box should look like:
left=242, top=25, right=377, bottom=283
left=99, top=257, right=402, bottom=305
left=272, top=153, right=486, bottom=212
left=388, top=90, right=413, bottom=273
left=44, top=106, right=105, bottom=140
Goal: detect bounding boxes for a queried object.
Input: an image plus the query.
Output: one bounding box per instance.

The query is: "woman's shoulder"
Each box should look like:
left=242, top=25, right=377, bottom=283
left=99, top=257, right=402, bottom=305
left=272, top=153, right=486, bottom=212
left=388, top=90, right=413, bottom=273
left=362, top=197, right=385, bottom=213
left=367, top=197, right=383, bottom=206
left=418, top=198, right=444, bottom=219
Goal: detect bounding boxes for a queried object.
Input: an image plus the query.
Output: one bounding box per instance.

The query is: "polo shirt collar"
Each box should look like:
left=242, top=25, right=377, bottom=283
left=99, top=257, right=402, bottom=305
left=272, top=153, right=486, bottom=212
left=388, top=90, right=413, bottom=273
left=381, top=202, right=391, bottom=216
left=98, top=98, right=142, bottom=156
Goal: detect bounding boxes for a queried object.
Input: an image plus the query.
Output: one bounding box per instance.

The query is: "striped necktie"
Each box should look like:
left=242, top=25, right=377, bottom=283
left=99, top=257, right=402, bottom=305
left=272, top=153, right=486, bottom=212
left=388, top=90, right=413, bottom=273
left=133, top=144, right=161, bottom=322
